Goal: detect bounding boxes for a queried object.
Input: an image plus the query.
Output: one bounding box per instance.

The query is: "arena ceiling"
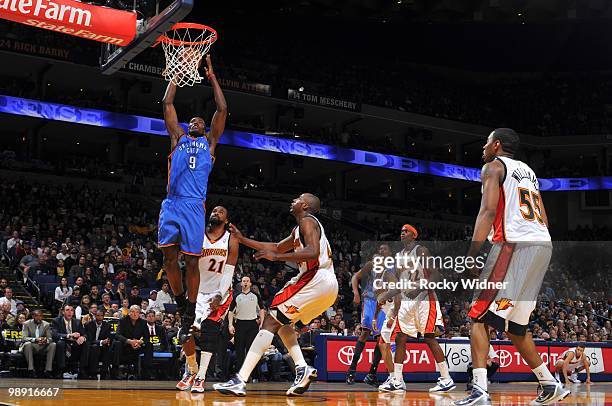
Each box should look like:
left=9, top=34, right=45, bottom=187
left=198, top=0, right=612, bottom=23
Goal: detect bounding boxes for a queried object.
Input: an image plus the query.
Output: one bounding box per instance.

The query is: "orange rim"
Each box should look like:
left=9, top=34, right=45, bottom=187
left=156, top=22, right=218, bottom=47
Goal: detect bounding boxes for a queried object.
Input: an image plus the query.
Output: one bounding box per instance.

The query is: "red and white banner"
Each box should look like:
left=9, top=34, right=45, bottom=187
left=326, top=340, right=437, bottom=373
left=0, top=0, right=136, bottom=46
left=323, top=337, right=612, bottom=377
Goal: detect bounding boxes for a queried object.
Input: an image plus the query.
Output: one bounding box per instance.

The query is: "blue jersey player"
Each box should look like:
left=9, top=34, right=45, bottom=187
left=159, top=54, right=227, bottom=336
left=347, top=243, right=392, bottom=386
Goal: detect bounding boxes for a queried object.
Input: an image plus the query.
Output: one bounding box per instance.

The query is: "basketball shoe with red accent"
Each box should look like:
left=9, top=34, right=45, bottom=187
left=191, top=376, right=205, bottom=393
left=176, top=371, right=196, bottom=391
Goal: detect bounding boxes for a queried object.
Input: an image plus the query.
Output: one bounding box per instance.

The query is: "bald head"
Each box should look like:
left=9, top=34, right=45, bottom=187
left=301, top=193, right=320, bottom=214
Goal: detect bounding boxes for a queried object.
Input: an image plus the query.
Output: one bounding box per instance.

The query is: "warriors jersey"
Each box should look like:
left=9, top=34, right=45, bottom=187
left=397, top=244, right=428, bottom=292
left=488, top=156, right=550, bottom=242
left=291, top=214, right=334, bottom=277
left=167, top=134, right=214, bottom=199
left=560, top=348, right=586, bottom=371
left=198, top=230, right=231, bottom=299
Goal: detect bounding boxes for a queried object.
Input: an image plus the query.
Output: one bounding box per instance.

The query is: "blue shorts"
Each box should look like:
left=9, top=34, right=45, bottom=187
left=158, top=196, right=205, bottom=256
left=361, top=296, right=385, bottom=335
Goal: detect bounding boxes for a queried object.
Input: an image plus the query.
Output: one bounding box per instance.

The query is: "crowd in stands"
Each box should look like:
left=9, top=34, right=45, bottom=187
left=0, top=175, right=609, bottom=380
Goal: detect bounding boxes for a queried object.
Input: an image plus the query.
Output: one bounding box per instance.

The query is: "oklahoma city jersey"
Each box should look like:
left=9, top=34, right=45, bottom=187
left=488, top=156, right=551, bottom=242
left=292, top=214, right=334, bottom=278
left=198, top=230, right=231, bottom=299
left=167, top=134, right=213, bottom=199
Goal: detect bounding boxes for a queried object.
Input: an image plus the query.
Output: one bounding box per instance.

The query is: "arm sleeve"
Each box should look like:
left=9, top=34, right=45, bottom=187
left=216, top=264, right=235, bottom=299
left=51, top=319, right=65, bottom=341
left=22, top=323, right=32, bottom=341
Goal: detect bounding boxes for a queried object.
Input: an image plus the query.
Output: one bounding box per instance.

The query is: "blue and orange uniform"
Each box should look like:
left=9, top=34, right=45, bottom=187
left=360, top=266, right=386, bottom=335
left=158, top=133, right=214, bottom=256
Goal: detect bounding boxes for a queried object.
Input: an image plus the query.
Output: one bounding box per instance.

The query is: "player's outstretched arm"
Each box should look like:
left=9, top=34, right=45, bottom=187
left=204, top=55, right=227, bottom=155
left=585, top=357, right=591, bottom=384
left=351, top=262, right=371, bottom=305
left=254, top=217, right=320, bottom=262
left=467, top=160, right=504, bottom=258
left=562, top=352, right=574, bottom=384
left=162, top=81, right=184, bottom=150
left=229, top=223, right=294, bottom=253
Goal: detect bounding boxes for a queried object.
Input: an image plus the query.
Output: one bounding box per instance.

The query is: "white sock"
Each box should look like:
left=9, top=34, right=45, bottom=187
left=532, top=362, right=557, bottom=385
left=288, top=343, right=307, bottom=369
left=437, top=361, right=451, bottom=381
left=197, top=351, right=213, bottom=379
left=473, top=368, right=488, bottom=392
left=186, top=354, right=198, bottom=374
left=238, top=330, right=274, bottom=382
left=278, top=325, right=307, bottom=368
left=393, top=363, right=403, bottom=381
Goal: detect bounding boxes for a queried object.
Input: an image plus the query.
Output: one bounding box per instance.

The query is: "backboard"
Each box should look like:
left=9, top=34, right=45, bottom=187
left=100, top=0, right=194, bottom=75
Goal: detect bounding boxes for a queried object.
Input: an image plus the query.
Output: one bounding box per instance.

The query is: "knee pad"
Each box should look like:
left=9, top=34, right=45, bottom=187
left=197, top=319, right=222, bottom=353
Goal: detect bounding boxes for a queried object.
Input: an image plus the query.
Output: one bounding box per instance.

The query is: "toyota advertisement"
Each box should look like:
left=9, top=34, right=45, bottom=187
left=315, top=335, right=612, bottom=382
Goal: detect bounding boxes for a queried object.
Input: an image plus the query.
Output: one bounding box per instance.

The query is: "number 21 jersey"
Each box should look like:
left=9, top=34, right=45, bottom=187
left=198, top=230, right=230, bottom=294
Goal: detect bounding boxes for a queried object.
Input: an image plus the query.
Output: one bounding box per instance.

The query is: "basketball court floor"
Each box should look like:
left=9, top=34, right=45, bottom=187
left=0, top=379, right=609, bottom=405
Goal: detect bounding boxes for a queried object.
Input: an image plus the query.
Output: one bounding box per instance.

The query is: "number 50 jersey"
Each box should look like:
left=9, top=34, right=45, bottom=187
left=198, top=230, right=231, bottom=298
left=489, top=156, right=550, bottom=243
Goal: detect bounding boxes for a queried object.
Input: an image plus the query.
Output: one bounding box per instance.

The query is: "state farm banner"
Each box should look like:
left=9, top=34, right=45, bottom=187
left=288, top=88, right=361, bottom=112
left=0, top=0, right=136, bottom=46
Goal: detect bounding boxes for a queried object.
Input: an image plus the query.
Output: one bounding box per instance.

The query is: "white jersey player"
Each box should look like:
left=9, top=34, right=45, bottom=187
left=377, top=225, right=454, bottom=394
left=177, top=206, right=239, bottom=393
left=555, top=344, right=591, bottom=385
left=214, top=193, right=338, bottom=398
left=455, top=128, right=568, bottom=406
left=194, top=229, right=234, bottom=328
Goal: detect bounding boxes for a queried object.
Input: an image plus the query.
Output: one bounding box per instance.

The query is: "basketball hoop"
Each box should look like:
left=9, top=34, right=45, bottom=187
left=155, top=22, right=218, bottom=87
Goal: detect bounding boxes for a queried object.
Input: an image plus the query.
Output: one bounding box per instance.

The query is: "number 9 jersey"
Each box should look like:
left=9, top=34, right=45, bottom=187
left=488, top=156, right=550, bottom=243
left=158, top=134, right=214, bottom=255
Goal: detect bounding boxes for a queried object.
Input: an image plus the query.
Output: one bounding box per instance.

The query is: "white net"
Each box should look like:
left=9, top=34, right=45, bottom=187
left=160, top=25, right=216, bottom=87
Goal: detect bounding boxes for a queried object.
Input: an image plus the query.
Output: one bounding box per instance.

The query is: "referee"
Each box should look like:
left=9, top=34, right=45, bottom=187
left=228, top=276, right=265, bottom=375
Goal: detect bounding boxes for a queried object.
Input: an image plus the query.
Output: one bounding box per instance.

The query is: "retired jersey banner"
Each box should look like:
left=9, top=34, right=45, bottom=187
left=0, top=0, right=136, bottom=45
left=288, top=89, right=361, bottom=112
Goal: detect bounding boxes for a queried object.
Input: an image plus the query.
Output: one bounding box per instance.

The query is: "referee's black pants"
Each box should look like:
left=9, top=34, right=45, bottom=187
left=234, top=319, right=259, bottom=377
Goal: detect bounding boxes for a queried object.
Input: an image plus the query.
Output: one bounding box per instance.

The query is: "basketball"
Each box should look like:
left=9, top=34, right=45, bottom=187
left=0, top=0, right=611, bottom=405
